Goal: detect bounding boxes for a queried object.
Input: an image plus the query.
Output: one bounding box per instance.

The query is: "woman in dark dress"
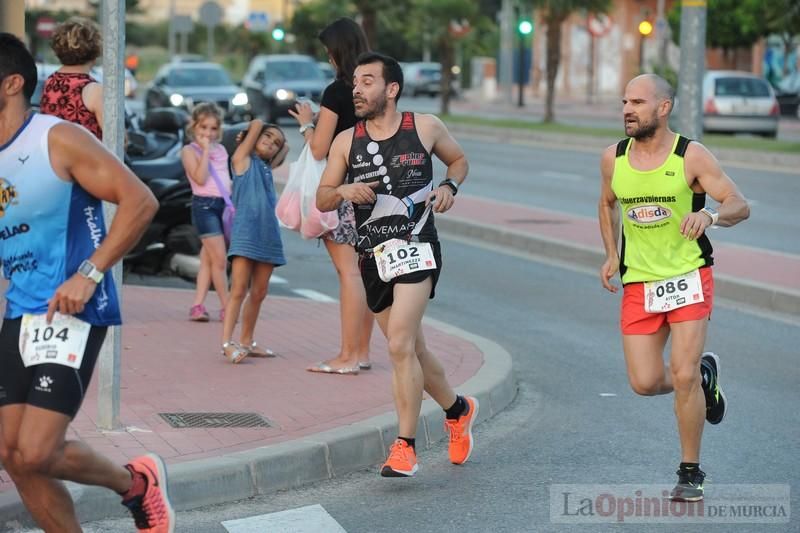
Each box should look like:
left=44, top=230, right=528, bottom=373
left=290, top=18, right=375, bottom=375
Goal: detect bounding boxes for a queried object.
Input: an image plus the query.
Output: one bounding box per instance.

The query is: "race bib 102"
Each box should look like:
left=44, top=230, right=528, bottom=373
left=644, top=269, right=704, bottom=313
left=19, top=313, right=91, bottom=369
left=373, top=239, right=437, bottom=283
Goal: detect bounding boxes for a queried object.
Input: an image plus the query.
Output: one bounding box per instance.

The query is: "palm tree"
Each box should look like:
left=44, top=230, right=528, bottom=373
left=532, top=0, right=610, bottom=122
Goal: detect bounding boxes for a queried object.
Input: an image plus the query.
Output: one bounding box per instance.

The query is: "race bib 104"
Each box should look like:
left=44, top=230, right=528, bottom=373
left=19, top=313, right=91, bottom=369
left=373, top=239, right=437, bottom=283
left=644, top=269, right=704, bottom=313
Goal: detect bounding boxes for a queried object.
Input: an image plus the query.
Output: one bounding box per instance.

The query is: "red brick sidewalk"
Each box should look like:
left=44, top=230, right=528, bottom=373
left=446, top=196, right=800, bottom=292
left=0, top=286, right=483, bottom=494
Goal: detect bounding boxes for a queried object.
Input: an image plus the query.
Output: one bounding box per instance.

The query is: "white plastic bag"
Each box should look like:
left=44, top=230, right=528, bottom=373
left=278, top=144, right=339, bottom=238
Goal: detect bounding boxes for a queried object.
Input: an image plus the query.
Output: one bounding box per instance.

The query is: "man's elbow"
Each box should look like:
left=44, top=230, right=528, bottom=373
left=141, top=188, right=158, bottom=223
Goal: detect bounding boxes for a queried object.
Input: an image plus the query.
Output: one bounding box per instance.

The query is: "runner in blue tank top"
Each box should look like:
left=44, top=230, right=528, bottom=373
left=0, top=34, right=175, bottom=532
left=317, top=52, right=479, bottom=478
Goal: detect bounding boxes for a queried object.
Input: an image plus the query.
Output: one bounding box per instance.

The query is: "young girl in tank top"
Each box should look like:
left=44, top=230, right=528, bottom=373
left=221, top=119, right=289, bottom=363
left=180, top=103, right=231, bottom=323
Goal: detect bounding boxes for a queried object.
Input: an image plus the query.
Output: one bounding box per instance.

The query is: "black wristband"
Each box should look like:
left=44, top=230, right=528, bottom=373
left=439, top=179, right=459, bottom=196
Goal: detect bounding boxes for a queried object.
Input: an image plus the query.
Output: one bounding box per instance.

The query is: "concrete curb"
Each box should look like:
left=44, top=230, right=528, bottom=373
left=446, top=122, right=800, bottom=172
left=435, top=214, right=800, bottom=317
left=0, top=321, right=516, bottom=528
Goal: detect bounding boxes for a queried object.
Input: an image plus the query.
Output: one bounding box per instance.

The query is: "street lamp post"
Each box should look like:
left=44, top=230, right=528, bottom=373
left=517, top=15, right=533, bottom=107
left=638, top=20, right=653, bottom=72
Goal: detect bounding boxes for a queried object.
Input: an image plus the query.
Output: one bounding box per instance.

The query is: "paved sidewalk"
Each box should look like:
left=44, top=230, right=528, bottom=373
left=0, top=286, right=514, bottom=527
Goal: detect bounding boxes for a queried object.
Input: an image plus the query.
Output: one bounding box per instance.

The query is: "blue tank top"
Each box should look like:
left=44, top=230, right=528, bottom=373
left=0, top=113, right=121, bottom=325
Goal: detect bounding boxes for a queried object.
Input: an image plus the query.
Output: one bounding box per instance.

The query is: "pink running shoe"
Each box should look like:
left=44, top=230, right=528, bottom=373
left=189, top=304, right=209, bottom=322
left=122, top=453, right=176, bottom=532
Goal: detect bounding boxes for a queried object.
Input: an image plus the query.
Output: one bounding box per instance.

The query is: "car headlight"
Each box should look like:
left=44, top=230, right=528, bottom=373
left=232, top=92, right=248, bottom=107
left=169, top=93, right=184, bottom=106
left=275, top=89, right=295, bottom=101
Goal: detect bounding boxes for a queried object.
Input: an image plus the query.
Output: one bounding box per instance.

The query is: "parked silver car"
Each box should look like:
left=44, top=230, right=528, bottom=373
left=702, top=71, right=779, bottom=138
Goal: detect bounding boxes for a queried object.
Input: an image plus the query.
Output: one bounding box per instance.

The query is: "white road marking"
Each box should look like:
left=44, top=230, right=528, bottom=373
left=599, top=393, right=617, bottom=397
left=292, top=289, right=337, bottom=303
left=222, top=504, right=347, bottom=533
left=270, top=274, right=288, bottom=285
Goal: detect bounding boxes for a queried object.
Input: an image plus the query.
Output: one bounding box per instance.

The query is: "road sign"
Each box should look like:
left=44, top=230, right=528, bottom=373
left=199, top=1, right=223, bottom=27
left=246, top=11, right=270, bottom=32
left=173, top=15, right=193, bottom=34
left=448, top=18, right=472, bottom=38
left=587, top=13, right=613, bottom=38
left=35, top=16, right=56, bottom=38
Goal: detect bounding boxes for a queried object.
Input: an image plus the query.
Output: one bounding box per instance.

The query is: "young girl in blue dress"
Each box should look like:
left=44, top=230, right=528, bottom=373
left=222, top=120, right=289, bottom=363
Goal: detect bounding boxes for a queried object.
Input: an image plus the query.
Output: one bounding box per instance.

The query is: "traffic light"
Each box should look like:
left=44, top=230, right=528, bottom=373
left=638, top=20, right=653, bottom=37
left=518, top=19, right=533, bottom=36
left=271, top=27, right=285, bottom=41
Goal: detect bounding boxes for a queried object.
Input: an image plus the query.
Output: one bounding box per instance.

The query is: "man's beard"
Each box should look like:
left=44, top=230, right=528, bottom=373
left=628, top=114, right=659, bottom=140
left=356, top=94, right=387, bottom=120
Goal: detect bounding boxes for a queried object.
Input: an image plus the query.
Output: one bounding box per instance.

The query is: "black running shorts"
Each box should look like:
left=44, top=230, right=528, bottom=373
left=0, top=318, right=108, bottom=418
left=359, top=241, right=442, bottom=314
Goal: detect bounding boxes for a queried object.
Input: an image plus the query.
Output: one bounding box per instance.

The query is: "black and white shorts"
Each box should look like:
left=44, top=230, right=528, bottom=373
left=0, top=318, right=107, bottom=418
left=358, top=241, right=442, bottom=314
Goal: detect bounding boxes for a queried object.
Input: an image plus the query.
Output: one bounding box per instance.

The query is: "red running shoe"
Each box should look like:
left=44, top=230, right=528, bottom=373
left=445, top=396, right=479, bottom=465
left=122, top=453, right=176, bottom=532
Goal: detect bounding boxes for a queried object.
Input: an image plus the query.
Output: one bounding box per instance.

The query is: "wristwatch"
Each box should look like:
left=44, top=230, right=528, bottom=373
left=299, top=122, right=315, bottom=134
left=700, top=207, right=719, bottom=225
left=78, top=260, right=104, bottom=283
left=438, top=178, right=460, bottom=196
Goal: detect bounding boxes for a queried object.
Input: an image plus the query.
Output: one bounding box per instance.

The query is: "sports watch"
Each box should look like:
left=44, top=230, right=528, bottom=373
left=78, top=260, right=104, bottom=283
left=438, top=178, right=460, bottom=196
left=299, top=123, right=315, bottom=134
left=700, top=207, right=719, bottom=225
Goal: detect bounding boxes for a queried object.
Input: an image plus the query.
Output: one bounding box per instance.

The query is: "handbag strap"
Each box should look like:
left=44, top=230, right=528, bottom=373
left=192, top=144, right=233, bottom=208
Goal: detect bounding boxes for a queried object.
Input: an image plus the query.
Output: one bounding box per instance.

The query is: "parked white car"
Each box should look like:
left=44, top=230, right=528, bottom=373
left=702, top=70, right=780, bottom=138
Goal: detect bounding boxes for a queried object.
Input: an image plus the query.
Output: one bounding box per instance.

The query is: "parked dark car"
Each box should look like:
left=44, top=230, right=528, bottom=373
left=144, top=62, right=251, bottom=122
left=242, top=54, right=327, bottom=122
left=775, top=71, right=800, bottom=119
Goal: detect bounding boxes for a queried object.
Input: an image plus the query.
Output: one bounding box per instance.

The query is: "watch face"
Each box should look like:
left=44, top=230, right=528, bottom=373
left=79, top=261, right=93, bottom=276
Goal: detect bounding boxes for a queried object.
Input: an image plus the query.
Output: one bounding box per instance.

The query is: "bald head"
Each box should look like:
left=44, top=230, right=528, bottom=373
left=627, top=74, right=675, bottom=112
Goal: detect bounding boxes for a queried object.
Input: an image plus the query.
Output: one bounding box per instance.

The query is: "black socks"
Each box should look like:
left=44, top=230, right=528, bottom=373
left=680, top=462, right=700, bottom=472
left=445, top=395, right=468, bottom=420
left=399, top=436, right=416, bottom=450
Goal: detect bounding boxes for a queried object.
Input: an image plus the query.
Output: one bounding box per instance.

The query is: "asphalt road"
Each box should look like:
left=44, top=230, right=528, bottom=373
left=87, top=229, right=800, bottom=533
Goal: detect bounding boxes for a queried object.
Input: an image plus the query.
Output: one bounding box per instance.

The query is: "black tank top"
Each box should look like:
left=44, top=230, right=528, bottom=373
left=347, top=112, right=437, bottom=251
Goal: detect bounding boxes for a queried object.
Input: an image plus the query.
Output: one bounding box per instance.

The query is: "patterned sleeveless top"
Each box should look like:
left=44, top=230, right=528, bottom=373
left=346, top=112, right=437, bottom=251
left=40, top=72, right=103, bottom=140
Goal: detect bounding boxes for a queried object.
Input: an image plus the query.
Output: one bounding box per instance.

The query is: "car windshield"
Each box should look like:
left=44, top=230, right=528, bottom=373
left=714, top=77, right=770, bottom=98
left=167, top=67, right=231, bottom=87
left=264, top=61, right=322, bottom=81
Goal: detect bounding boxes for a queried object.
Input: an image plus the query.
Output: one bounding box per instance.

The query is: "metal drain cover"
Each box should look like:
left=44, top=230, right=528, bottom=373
left=159, top=412, right=270, bottom=429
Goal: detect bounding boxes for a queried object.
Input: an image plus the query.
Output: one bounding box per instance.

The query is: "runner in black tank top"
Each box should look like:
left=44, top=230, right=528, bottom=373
left=317, top=52, right=478, bottom=479
left=348, top=112, right=437, bottom=251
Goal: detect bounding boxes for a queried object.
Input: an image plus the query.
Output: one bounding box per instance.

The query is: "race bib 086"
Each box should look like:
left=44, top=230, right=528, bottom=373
left=373, top=239, right=437, bottom=283
left=643, top=269, right=704, bottom=313
left=19, top=313, right=91, bottom=369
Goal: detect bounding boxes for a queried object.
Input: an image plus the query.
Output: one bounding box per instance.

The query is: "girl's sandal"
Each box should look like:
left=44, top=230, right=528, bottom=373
left=246, top=341, right=278, bottom=358
left=222, top=341, right=248, bottom=364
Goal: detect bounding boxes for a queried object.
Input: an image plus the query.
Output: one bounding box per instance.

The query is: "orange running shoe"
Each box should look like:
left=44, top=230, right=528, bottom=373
left=380, top=438, right=418, bottom=477
left=445, top=396, right=479, bottom=465
left=122, top=453, right=176, bottom=533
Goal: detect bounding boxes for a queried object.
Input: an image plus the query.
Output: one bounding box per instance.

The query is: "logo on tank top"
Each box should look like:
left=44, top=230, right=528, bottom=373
left=390, top=152, right=426, bottom=167
left=626, top=204, right=672, bottom=224
left=0, top=178, right=19, bottom=217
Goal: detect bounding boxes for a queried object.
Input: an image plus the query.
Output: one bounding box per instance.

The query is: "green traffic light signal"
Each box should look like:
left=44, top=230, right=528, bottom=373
left=272, top=27, right=285, bottom=41
left=518, top=20, right=533, bottom=35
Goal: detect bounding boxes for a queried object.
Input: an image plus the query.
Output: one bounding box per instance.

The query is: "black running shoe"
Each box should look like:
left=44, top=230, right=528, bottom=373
left=701, top=352, right=727, bottom=425
left=670, top=467, right=705, bottom=502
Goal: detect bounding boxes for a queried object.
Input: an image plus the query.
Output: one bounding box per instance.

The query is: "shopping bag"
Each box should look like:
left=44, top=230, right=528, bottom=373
left=281, top=144, right=339, bottom=239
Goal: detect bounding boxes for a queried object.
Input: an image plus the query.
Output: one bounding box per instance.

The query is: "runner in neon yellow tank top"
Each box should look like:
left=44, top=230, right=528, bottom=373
left=598, top=74, right=750, bottom=503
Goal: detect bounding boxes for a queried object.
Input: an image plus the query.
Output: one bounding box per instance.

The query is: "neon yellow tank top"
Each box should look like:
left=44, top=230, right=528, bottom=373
left=611, top=134, right=713, bottom=284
